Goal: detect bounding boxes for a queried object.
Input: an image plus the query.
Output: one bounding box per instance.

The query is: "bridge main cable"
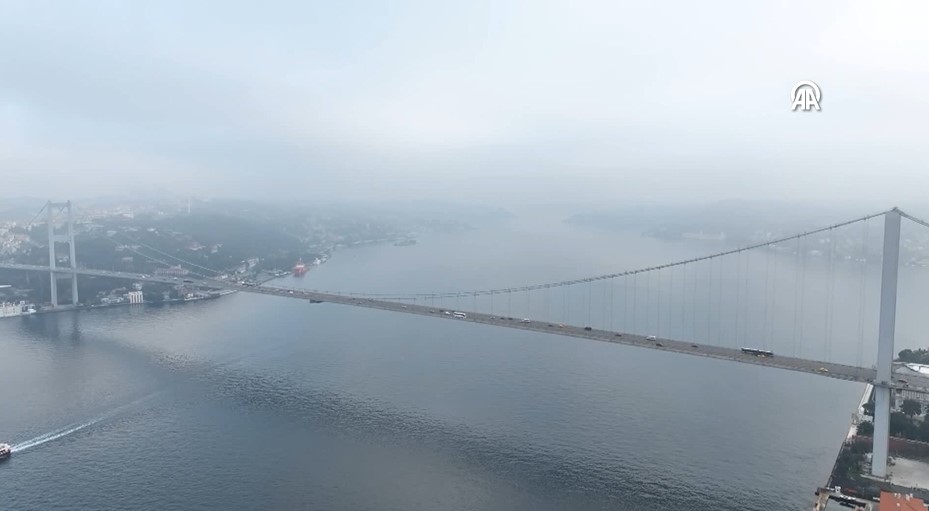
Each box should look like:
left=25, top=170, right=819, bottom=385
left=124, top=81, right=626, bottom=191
left=336, top=209, right=893, bottom=300
left=110, top=232, right=224, bottom=276
left=899, top=209, right=929, bottom=231
left=99, top=236, right=223, bottom=282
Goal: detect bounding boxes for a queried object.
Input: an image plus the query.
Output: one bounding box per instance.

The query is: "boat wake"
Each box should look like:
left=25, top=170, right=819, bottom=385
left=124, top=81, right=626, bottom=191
left=11, top=419, right=102, bottom=453
left=10, top=391, right=162, bottom=454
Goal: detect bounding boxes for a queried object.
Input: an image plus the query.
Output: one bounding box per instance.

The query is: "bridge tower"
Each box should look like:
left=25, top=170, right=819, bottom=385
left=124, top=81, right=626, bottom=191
left=46, top=201, right=78, bottom=307
left=872, top=208, right=901, bottom=478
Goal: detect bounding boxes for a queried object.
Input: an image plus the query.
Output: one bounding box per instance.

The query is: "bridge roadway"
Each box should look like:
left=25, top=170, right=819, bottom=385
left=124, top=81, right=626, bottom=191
left=3, top=262, right=928, bottom=393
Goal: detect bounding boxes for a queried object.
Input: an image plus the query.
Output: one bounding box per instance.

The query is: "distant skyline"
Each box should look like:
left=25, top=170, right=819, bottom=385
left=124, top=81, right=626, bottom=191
left=1, top=1, right=927, bottom=204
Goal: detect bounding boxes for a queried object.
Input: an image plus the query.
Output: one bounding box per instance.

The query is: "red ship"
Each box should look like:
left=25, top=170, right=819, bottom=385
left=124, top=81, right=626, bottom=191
left=292, top=259, right=308, bottom=276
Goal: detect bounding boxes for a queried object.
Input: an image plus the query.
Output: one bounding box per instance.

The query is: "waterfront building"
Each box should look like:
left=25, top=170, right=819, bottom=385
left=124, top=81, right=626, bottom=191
left=0, top=301, right=36, bottom=318
left=896, top=364, right=929, bottom=405
left=880, top=491, right=924, bottom=511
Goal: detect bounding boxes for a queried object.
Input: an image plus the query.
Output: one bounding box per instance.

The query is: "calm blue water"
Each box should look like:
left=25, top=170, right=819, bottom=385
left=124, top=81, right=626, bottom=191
left=3, top=208, right=907, bottom=510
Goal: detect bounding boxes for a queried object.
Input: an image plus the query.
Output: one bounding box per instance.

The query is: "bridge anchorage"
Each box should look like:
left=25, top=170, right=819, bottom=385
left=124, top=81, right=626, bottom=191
left=7, top=203, right=929, bottom=479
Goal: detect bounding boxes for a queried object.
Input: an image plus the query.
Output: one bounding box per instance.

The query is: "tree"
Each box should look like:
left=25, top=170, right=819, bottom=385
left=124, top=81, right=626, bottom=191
left=890, top=412, right=917, bottom=439
left=834, top=447, right=866, bottom=479
left=857, top=421, right=874, bottom=436
left=901, top=399, right=922, bottom=417
left=918, top=419, right=929, bottom=443
left=898, top=348, right=929, bottom=364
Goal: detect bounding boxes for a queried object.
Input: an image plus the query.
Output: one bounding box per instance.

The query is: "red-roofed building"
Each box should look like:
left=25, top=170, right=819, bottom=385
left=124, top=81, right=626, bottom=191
left=880, top=491, right=925, bottom=511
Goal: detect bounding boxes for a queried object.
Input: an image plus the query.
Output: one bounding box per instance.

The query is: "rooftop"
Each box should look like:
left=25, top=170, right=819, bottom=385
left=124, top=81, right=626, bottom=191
left=879, top=491, right=925, bottom=511
left=900, top=364, right=929, bottom=377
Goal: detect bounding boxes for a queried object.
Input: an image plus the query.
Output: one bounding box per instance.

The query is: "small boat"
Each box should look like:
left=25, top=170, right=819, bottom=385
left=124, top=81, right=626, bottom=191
left=0, top=443, right=11, bottom=460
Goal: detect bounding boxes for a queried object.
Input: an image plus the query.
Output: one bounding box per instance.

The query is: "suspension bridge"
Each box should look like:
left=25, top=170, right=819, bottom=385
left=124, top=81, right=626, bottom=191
left=4, top=202, right=929, bottom=480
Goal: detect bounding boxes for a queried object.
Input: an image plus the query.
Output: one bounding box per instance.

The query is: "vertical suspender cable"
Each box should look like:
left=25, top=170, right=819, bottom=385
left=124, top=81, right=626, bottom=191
left=857, top=219, right=869, bottom=368
left=657, top=269, right=662, bottom=337
left=706, top=257, right=713, bottom=342
left=718, top=255, right=724, bottom=346
left=690, top=263, right=700, bottom=340
left=563, top=285, right=568, bottom=323
left=546, top=285, right=551, bottom=322
left=735, top=250, right=742, bottom=347
left=669, top=266, right=675, bottom=338
left=646, top=271, right=651, bottom=334
left=825, top=228, right=836, bottom=361
left=793, top=236, right=802, bottom=356
left=623, top=274, right=628, bottom=330
left=610, top=277, right=615, bottom=331
left=587, top=281, right=592, bottom=325
left=855, top=220, right=870, bottom=367
left=602, top=279, right=608, bottom=330
left=633, top=272, right=638, bottom=334
left=769, top=243, right=778, bottom=351
left=742, top=250, right=751, bottom=343
left=794, top=238, right=806, bottom=355
left=703, top=259, right=713, bottom=342
left=763, top=243, right=771, bottom=350
left=681, top=263, right=687, bottom=339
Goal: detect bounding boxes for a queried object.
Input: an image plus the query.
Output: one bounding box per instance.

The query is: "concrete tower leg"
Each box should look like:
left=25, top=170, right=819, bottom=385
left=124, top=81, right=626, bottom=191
left=67, top=201, right=78, bottom=305
left=872, top=208, right=901, bottom=478
left=47, top=202, right=58, bottom=307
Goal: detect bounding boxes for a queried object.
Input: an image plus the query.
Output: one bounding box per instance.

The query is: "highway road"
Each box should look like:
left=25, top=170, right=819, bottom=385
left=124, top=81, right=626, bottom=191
left=3, top=262, right=927, bottom=393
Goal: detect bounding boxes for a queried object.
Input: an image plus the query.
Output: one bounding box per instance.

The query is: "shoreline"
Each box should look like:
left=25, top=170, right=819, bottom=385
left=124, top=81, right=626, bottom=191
left=813, top=383, right=872, bottom=510
left=0, top=232, right=423, bottom=321
left=828, top=383, right=873, bottom=487
left=0, top=270, right=283, bottom=320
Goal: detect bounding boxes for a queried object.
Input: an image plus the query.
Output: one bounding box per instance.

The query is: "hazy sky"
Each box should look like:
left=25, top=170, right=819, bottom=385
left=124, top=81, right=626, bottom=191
left=1, top=1, right=927, bottom=204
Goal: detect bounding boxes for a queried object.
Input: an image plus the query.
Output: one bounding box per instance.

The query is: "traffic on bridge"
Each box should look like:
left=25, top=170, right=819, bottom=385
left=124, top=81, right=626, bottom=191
left=2, top=260, right=927, bottom=394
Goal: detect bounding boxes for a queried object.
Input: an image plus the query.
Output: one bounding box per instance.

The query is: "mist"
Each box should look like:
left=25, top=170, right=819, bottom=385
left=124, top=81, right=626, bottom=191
left=1, top=0, right=928, bottom=205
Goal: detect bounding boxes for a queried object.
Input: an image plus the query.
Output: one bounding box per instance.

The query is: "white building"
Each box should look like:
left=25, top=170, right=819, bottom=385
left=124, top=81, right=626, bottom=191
left=127, top=291, right=144, bottom=304
left=0, top=301, right=35, bottom=318
left=895, top=364, right=929, bottom=405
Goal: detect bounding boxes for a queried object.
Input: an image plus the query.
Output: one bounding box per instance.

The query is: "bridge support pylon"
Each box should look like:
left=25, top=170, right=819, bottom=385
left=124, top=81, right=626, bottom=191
left=46, top=201, right=78, bottom=307
left=871, top=208, right=901, bottom=478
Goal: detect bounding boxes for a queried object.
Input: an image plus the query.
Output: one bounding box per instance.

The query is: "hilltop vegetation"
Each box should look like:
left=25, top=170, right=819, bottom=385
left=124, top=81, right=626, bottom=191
left=898, top=348, right=929, bottom=365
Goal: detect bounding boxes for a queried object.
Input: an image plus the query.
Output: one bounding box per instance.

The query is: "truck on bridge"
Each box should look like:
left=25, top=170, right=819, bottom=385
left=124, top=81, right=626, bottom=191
left=741, top=347, right=774, bottom=357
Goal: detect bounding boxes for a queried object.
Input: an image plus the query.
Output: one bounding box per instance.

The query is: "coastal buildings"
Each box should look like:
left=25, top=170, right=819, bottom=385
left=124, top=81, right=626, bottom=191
left=896, top=364, right=929, bottom=405
left=820, top=373, right=929, bottom=508
left=0, top=301, right=36, bottom=318
left=127, top=290, right=143, bottom=304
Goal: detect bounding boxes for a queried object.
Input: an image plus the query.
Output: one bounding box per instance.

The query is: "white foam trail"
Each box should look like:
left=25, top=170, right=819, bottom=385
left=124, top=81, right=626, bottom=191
left=12, top=419, right=102, bottom=452
left=10, top=391, right=163, bottom=453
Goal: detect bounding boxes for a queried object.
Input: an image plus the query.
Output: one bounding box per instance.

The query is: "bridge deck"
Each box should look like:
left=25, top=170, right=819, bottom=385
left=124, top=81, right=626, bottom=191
left=3, top=262, right=926, bottom=393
